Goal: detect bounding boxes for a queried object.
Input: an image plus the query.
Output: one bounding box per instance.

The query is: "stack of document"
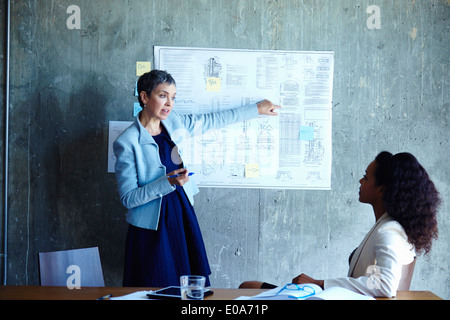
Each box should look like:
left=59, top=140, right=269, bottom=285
left=110, top=291, right=152, bottom=300
left=236, top=284, right=374, bottom=300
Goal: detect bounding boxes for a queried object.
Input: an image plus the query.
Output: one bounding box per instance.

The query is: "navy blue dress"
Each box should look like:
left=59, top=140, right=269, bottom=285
left=123, top=126, right=211, bottom=287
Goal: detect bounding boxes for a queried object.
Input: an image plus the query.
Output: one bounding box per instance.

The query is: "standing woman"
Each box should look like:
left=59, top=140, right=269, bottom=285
left=114, top=70, right=280, bottom=287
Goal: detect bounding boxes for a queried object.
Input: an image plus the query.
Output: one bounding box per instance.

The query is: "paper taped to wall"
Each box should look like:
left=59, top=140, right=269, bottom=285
left=153, top=46, right=334, bottom=189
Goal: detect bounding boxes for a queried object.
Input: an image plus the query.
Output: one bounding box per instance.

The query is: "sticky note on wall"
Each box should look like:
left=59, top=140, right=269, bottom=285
left=136, top=61, right=151, bottom=76
left=245, top=164, right=260, bottom=178
left=133, top=102, right=142, bottom=117
left=299, top=126, right=314, bottom=141
left=206, top=77, right=221, bottom=92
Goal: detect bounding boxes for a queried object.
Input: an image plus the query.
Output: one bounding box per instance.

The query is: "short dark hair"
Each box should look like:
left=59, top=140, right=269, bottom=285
left=137, top=70, right=176, bottom=107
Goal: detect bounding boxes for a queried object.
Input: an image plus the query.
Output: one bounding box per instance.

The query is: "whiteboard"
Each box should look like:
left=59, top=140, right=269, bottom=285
left=155, top=46, right=334, bottom=190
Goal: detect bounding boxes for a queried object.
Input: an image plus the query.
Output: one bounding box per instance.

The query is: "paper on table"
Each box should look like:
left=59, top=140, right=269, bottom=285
left=237, top=284, right=322, bottom=300
left=110, top=290, right=153, bottom=300
left=236, top=284, right=374, bottom=300
left=306, top=287, right=375, bottom=300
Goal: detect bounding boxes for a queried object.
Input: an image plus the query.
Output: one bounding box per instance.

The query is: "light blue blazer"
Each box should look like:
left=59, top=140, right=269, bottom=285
left=113, top=104, right=258, bottom=230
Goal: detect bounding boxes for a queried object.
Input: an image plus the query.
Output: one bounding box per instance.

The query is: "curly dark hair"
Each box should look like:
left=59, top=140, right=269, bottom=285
left=374, top=151, right=441, bottom=255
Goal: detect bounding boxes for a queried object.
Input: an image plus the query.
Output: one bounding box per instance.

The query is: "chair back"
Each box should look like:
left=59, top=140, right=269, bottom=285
left=39, top=247, right=105, bottom=287
left=398, top=257, right=416, bottom=291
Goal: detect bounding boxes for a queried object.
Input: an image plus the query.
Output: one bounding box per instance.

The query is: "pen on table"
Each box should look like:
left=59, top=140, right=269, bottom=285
left=168, top=172, right=195, bottom=178
left=97, top=294, right=113, bottom=300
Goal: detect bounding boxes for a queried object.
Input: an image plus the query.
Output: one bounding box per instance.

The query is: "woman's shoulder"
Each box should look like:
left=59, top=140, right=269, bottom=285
left=375, top=214, right=409, bottom=245
left=375, top=214, right=416, bottom=261
left=114, top=121, right=139, bottom=145
left=377, top=214, right=405, bottom=233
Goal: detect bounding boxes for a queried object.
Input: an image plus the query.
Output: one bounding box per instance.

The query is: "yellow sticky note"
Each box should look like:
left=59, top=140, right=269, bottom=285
left=245, top=164, right=260, bottom=178
left=206, top=77, right=221, bottom=92
left=136, top=61, right=151, bottom=76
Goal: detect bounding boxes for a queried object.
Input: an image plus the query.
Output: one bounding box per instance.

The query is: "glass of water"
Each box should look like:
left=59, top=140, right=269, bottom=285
left=180, top=275, right=206, bottom=300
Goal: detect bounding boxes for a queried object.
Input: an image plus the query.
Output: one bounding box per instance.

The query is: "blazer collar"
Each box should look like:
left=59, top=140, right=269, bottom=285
left=135, top=112, right=176, bottom=145
left=135, top=115, right=155, bottom=145
left=348, top=212, right=389, bottom=276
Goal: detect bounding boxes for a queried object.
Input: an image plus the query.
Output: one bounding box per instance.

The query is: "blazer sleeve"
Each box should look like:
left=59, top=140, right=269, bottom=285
left=179, top=104, right=258, bottom=134
left=324, top=222, right=415, bottom=297
left=113, top=138, right=175, bottom=209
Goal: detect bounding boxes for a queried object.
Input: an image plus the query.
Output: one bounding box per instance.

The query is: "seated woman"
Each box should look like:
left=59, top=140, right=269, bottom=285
left=240, top=152, right=440, bottom=297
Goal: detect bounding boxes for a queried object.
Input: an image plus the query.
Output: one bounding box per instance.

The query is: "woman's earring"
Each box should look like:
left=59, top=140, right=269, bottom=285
left=144, top=104, right=146, bottom=108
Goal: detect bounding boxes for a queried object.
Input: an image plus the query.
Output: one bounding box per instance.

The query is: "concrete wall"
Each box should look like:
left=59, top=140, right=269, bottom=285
left=1, top=0, right=448, bottom=298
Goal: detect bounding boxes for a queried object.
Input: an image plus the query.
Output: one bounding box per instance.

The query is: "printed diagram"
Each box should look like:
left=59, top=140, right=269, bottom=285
left=280, top=80, right=300, bottom=108
left=200, top=162, right=216, bottom=177
left=304, top=139, right=325, bottom=164
left=155, top=46, right=333, bottom=189
left=256, top=119, right=275, bottom=142
left=279, top=113, right=302, bottom=163
left=255, top=118, right=277, bottom=167
left=303, top=122, right=325, bottom=165
left=204, top=57, right=222, bottom=78
left=306, top=171, right=322, bottom=180
left=276, top=170, right=292, bottom=180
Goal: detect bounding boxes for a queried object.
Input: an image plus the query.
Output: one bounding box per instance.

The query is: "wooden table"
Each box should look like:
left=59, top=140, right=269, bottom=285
left=0, top=286, right=442, bottom=300
left=0, top=285, right=264, bottom=300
